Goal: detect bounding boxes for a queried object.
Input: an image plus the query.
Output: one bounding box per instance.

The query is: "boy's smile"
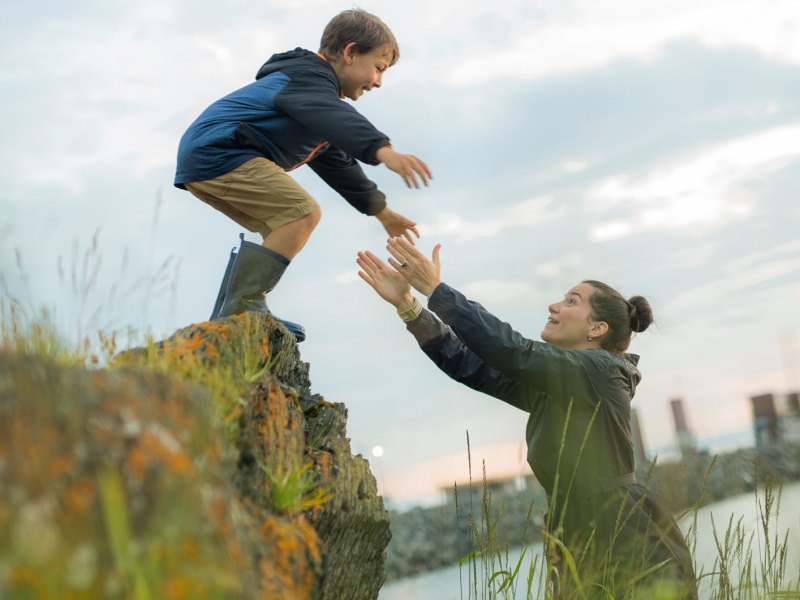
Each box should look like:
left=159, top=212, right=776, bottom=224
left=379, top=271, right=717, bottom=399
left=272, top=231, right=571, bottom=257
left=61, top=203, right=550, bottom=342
left=335, top=43, right=393, bottom=101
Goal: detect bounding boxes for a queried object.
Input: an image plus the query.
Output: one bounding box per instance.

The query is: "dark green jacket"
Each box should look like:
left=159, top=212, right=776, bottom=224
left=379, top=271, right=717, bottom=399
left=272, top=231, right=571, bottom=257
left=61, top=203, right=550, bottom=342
left=407, top=283, right=697, bottom=597
left=408, top=282, right=640, bottom=500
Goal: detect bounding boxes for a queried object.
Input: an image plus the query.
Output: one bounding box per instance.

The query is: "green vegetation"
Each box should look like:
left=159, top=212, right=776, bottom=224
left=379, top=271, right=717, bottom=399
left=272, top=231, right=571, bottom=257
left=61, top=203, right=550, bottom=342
left=456, top=439, right=799, bottom=599
left=0, top=248, right=325, bottom=599
left=261, top=461, right=335, bottom=515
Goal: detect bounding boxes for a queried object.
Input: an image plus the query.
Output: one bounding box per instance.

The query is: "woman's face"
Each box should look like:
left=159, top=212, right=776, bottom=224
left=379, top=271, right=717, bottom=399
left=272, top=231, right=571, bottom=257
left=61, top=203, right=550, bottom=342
left=541, top=282, right=599, bottom=349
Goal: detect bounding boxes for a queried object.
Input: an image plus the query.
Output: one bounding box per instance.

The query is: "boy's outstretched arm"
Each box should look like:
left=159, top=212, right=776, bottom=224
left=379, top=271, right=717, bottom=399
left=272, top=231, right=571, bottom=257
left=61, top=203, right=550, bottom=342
left=375, top=146, right=432, bottom=189
left=375, top=207, right=419, bottom=244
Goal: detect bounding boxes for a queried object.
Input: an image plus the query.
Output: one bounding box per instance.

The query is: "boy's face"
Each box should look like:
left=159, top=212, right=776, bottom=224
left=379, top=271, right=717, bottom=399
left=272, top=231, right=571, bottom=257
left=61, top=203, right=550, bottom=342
left=337, top=43, right=393, bottom=101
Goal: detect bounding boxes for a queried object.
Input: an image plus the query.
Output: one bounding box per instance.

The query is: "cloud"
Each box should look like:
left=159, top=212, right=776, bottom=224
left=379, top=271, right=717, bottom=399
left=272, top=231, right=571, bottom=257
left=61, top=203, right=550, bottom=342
left=445, top=0, right=800, bottom=85
left=663, top=241, right=721, bottom=270
left=534, top=253, right=584, bottom=278
left=586, top=123, right=800, bottom=240
left=723, top=240, right=800, bottom=273
left=0, top=5, right=294, bottom=197
left=419, top=196, right=563, bottom=242
left=667, top=252, right=800, bottom=314
left=562, top=160, right=588, bottom=173
left=459, top=279, right=534, bottom=307
left=335, top=270, right=362, bottom=285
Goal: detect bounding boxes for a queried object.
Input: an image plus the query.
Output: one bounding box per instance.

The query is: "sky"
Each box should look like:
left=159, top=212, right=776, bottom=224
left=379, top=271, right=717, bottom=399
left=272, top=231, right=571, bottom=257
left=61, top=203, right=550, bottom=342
left=2, top=0, right=799, bottom=508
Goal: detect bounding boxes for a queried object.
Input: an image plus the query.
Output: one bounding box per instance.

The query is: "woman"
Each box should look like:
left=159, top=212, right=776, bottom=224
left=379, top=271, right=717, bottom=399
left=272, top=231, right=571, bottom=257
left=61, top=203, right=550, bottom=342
left=357, top=238, right=697, bottom=598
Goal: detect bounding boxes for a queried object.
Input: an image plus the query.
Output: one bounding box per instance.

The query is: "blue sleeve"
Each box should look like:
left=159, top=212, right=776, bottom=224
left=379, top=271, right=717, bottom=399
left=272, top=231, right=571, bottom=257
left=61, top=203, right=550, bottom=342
left=406, top=308, right=539, bottom=412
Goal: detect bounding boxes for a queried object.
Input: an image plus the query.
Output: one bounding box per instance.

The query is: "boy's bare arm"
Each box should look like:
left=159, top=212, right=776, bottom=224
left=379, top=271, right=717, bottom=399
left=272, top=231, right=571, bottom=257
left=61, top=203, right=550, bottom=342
left=375, top=146, right=432, bottom=189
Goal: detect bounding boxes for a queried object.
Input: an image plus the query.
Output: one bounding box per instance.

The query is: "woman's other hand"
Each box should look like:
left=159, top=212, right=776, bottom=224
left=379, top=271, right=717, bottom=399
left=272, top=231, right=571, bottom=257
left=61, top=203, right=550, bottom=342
left=357, top=250, right=414, bottom=309
left=386, top=237, right=442, bottom=297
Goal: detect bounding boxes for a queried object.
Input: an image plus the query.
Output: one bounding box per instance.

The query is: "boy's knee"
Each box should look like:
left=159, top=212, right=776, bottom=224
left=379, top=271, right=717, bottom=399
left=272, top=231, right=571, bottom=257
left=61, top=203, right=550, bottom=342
left=289, top=207, right=321, bottom=237
left=301, top=206, right=322, bottom=233
left=308, top=206, right=322, bottom=227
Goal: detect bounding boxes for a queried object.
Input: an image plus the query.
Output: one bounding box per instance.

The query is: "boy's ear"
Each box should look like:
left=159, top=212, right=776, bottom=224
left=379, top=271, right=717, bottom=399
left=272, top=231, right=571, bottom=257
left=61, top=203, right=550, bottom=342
left=342, top=42, right=358, bottom=65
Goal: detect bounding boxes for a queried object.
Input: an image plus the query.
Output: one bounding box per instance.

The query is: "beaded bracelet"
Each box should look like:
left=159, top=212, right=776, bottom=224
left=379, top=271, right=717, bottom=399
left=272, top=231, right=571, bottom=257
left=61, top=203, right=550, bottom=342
left=397, top=297, right=423, bottom=322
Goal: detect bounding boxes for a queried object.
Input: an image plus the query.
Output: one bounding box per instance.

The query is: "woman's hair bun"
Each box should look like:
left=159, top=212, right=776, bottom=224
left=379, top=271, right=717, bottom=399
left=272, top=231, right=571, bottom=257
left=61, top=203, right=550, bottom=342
left=628, top=296, right=653, bottom=333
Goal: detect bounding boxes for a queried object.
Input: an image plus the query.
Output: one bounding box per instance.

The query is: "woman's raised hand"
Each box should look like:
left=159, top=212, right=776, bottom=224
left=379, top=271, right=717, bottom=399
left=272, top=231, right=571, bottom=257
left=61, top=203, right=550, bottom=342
left=386, top=237, right=442, bottom=297
left=357, top=250, right=413, bottom=309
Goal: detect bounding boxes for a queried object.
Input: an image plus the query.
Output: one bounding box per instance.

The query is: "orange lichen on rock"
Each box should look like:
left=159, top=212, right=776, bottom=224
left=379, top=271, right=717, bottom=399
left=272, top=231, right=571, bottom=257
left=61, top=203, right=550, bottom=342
left=0, top=353, right=254, bottom=598
left=140, top=313, right=272, bottom=373
left=258, top=515, right=321, bottom=599
left=63, top=477, right=97, bottom=516
left=1, top=312, right=390, bottom=599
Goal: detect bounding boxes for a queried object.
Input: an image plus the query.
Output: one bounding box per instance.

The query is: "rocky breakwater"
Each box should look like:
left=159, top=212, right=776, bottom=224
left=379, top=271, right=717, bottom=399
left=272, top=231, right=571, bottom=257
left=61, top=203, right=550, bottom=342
left=0, top=313, right=390, bottom=599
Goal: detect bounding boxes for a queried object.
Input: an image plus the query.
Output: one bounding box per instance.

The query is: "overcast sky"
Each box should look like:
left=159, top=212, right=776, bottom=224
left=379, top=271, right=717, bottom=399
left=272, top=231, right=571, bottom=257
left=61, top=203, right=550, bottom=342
left=2, top=0, right=799, bottom=507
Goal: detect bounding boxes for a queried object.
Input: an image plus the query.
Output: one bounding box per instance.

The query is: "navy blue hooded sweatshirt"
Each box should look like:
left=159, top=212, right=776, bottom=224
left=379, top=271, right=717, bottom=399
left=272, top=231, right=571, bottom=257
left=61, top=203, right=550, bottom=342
left=174, top=48, right=389, bottom=215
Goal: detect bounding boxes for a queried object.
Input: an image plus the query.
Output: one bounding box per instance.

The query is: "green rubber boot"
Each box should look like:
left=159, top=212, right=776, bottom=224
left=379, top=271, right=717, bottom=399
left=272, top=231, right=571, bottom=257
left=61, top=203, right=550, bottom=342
left=212, top=234, right=306, bottom=342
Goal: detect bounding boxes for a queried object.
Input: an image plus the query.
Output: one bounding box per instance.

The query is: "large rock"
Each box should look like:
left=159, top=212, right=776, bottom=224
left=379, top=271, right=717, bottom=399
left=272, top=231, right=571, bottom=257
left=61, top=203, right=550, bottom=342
left=0, top=313, right=390, bottom=599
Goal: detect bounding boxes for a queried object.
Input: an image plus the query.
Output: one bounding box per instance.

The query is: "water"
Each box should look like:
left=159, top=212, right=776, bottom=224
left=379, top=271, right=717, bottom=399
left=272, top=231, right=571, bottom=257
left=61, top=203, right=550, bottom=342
left=380, top=482, right=800, bottom=599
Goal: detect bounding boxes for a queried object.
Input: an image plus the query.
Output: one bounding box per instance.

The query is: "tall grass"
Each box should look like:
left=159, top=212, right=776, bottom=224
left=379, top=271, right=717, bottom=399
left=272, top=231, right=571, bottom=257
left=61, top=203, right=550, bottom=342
left=456, top=432, right=546, bottom=600
left=0, top=235, right=302, bottom=599
left=1, top=229, right=180, bottom=367
left=455, top=439, right=799, bottom=599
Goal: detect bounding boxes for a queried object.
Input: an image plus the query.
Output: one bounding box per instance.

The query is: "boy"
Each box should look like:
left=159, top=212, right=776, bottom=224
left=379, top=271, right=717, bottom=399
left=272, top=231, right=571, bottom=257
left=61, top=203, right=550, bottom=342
left=174, top=9, right=431, bottom=341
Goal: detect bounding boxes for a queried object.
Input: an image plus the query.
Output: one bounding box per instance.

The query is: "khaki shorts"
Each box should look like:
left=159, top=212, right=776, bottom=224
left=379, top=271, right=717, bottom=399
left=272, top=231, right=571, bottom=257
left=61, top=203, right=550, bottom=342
left=185, top=157, right=320, bottom=237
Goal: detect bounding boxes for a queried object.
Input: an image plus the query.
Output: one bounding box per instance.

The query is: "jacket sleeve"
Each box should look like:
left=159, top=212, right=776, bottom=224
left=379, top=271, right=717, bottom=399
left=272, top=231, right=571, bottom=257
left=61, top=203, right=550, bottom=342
left=307, top=145, right=387, bottom=215
left=406, top=308, right=536, bottom=412
left=427, top=283, right=593, bottom=399
left=273, top=69, right=390, bottom=165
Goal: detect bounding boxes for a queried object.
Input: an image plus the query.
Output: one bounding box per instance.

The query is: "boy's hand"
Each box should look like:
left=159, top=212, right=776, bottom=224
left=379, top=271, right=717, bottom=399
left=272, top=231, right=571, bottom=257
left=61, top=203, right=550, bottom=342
left=374, top=207, right=420, bottom=244
left=376, top=146, right=432, bottom=189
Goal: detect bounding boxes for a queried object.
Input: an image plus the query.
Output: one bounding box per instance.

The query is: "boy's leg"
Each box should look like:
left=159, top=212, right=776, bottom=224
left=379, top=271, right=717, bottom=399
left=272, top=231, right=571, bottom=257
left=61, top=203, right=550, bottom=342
left=185, top=158, right=321, bottom=338
left=185, top=157, right=321, bottom=250
left=261, top=207, right=321, bottom=259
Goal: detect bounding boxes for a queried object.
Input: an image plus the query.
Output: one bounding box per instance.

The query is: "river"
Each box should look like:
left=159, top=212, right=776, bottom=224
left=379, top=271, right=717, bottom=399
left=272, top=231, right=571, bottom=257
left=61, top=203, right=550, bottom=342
left=380, top=482, right=800, bottom=599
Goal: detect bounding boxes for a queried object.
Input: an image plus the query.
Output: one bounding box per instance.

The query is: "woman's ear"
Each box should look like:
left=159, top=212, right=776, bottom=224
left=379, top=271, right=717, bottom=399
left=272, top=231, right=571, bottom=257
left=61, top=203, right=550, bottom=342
left=590, top=321, right=609, bottom=339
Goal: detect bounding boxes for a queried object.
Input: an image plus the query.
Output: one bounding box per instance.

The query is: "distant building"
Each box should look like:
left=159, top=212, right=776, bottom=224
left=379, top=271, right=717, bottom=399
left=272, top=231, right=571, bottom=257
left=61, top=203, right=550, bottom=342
left=781, top=391, right=800, bottom=445
left=751, top=393, right=780, bottom=449
left=788, top=392, right=800, bottom=413
left=670, top=397, right=696, bottom=457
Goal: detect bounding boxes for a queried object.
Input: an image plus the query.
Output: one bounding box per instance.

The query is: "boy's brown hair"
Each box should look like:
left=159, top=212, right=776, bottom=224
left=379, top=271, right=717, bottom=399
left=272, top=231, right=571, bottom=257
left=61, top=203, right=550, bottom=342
left=319, top=9, right=399, bottom=65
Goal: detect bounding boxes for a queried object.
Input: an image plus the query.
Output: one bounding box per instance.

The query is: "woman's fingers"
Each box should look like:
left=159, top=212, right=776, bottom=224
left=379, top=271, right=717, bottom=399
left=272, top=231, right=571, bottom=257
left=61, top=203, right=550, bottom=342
left=357, top=251, right=387, bottom=280
left=432, top=243, right=441, bottom=266
left=356, top=252, right=374, bottom=275
left=393, top=236, right=422, bottom=257
left=387, top=237, right=410, bottom=258
left=385, top=241, right=408, bottom=266
left=361, top=251, right=385, bottom=270
left=387, top=256, right=405, bottom=272
left=357, top=269, right=373, bottom=286
left=387, top=237, right=425, bottom=267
